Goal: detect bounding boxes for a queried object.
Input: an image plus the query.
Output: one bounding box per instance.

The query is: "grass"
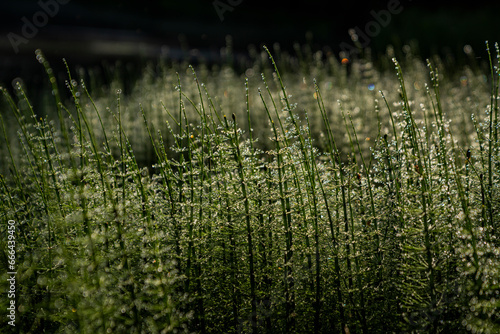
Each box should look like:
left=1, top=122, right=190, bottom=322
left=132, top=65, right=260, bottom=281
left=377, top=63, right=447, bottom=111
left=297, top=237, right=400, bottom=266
left=0, top=42, right=499, bottom=334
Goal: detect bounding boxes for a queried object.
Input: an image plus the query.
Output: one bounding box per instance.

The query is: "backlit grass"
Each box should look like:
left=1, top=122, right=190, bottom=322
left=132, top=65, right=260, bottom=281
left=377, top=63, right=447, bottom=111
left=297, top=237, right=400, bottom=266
left=0, top=43, right=499, bottom=334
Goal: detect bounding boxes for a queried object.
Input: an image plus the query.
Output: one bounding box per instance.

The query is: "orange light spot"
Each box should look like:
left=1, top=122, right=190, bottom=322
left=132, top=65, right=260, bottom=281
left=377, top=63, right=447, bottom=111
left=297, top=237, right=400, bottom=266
left=341, top=58, right=349, bottom=65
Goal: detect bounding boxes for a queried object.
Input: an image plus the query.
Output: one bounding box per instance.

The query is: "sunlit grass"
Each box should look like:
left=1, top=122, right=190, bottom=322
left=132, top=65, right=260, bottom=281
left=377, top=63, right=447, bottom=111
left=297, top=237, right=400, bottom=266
left=0, top=43, right=499, bottom=334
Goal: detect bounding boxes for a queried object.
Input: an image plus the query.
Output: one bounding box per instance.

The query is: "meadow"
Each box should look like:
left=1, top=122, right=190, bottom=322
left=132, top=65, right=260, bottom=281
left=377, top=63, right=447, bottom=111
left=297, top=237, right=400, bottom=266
left=0, top=43, right=499, bottom=333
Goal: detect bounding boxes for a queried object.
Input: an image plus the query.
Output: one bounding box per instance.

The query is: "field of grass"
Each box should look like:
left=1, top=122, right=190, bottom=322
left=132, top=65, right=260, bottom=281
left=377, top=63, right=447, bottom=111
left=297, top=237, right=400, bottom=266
left=0, top=43, right=499, bottom=333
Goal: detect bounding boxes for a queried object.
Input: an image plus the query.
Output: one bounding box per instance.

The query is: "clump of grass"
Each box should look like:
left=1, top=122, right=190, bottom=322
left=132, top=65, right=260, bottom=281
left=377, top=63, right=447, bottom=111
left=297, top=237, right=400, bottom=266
left=1, top=43, right=499, bottom=334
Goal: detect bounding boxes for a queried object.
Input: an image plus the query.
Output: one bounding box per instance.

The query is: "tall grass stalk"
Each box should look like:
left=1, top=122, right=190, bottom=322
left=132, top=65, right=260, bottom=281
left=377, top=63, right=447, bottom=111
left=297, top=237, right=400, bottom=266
left=1, top=44, right=499, bottom=334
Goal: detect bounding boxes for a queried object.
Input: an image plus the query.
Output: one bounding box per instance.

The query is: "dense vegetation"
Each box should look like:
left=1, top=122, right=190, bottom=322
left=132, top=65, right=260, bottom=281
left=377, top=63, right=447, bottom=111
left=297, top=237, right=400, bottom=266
left=0, top=43, right=499, bottom=333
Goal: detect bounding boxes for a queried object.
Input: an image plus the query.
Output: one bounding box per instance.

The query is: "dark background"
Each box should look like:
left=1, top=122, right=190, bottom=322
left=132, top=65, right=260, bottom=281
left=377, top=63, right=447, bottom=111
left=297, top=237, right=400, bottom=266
left=1, top=0, right=499, bottom=89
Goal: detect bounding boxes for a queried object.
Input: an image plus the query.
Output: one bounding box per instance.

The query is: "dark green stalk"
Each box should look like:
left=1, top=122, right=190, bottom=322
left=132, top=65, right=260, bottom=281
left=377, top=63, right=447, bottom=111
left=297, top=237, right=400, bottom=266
left=82, top=85, right=112, bottom=165
left=191, top=67, right=207, bottom=334
left=0, top=110, right=30, bottom=219
left=142, top=105, right=180, bottom=267
left=425, top=61, right=460, bottom=302
left=16, top=131, right=54, bottom=329
left=12, top=85, right=59, bottom=326
left=117, top=117, right=152, bottom=254
left=115, top=90, right=141, bottom=332
left=171, top=79, right=207, bottom=332
left=465, top=149, right=471, bottom=217
left=265, top=46, right=325, bottom=332
left=471, top=114, right=486, bottom=172
left=260, top=91, right=295, bottom=332
left=5, top=86, right=51, bottom=214
left=346, top=172, right=368, bottom=334
left=257, top=178, right=273, bottom=333
left=480, top=174, right=487, bottom=226
left=245, top=78, right=273, bottom=331
left=380, top=92, right=405, bottom=231
left=394, top=58, right=439, bottom=332
left=337, top=107, right=356, bottom=331
left=485, top=42, right=495, bottom=228
left=426, top=61, right=452, bottom=195
left=259, top=76, right=312, bottom=302
left=304, top=112, right=324, bottom=334
left=495, top=43, right=499, bottom=146
left=222, top=115, right=242, bottom=331
left=38, top=51, right=76, bottom=171
left=344, top=107, right=379, bottom=246
left=313, top=83, right=346, bottom=332
left=78, top=82, right=115, bottom=271
left=245, top=78, right=255, bottom=152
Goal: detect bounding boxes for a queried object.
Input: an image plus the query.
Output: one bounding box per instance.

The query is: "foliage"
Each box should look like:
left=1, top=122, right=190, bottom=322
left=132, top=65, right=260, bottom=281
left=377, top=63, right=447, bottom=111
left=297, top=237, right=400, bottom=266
left=0, top=43, right=499, bottom=333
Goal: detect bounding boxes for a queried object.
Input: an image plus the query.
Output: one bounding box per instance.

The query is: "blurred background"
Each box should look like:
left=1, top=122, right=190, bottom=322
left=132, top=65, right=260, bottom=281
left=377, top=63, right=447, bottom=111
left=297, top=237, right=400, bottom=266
left=0, top=0, right=499, bottom=91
